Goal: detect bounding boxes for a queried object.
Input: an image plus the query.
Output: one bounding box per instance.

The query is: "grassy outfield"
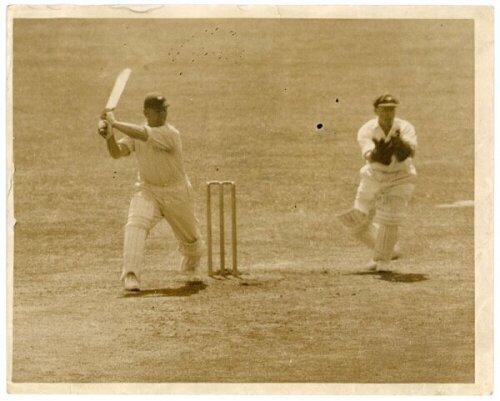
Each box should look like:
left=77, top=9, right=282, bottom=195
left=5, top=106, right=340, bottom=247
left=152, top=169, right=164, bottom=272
left=11, top=19, right=474, bottom=383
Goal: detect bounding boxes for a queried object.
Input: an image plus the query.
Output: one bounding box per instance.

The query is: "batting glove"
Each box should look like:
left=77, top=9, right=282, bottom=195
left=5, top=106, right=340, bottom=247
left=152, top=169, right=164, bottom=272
left=97, top=119, right=113, bottom=140
left=105, top=111, right=117, bottom=127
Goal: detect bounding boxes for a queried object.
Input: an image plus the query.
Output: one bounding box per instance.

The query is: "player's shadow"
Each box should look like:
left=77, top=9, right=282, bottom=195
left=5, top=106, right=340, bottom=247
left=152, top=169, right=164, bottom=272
left=120, top=281, right=207, bottom=298
left=350, top=270, right=428, bottom=283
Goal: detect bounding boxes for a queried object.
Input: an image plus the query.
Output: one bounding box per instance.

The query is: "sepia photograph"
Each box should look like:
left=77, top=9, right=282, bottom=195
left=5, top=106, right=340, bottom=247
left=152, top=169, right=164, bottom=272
left=6, top=3, right=494, bottom=395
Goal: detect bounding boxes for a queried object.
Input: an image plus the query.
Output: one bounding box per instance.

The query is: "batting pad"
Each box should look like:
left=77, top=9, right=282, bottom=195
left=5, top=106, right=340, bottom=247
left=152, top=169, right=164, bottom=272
left=337, top=208, right=370, bottom=234
left=374, top=224, right=399, bottom=262
left=179, top=239, right=204, bottom=272
left=120, top=191, right=161, bottom=280
left=375, top=195, right=408, bottom=226
left=354, top=223, right=377, bottom=248
left=121, top=226, right=147, bottom=280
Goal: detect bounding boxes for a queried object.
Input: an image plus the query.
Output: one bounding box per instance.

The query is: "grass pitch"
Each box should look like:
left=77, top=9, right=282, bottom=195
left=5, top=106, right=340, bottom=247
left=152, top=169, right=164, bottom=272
left=11, top=18, right=474, bottom=383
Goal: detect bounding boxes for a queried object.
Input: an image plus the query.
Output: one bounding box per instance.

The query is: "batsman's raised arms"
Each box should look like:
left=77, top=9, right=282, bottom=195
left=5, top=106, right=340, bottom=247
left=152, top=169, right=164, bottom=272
left=105, top=68, right=131, bottom=111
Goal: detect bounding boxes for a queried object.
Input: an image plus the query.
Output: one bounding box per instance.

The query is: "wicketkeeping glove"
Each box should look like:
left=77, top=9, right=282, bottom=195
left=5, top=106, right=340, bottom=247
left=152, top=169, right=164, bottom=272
left=369, top=138, right=393, bottom=165
left=391, top=130, right=413, bottom=162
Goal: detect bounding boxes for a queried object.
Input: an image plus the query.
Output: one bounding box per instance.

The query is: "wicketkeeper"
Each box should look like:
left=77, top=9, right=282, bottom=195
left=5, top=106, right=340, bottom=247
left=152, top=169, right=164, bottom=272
left=337, top=94, right=417, bottom=272
left=98, top=93, right=204, bottom=291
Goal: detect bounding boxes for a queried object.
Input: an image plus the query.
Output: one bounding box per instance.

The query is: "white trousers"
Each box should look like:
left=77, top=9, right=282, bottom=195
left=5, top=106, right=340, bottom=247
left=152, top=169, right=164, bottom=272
left=121, top=180, right=203, bottom=280
left=353, top=164, right=416, bottom=262
left=354, top=164, right=416, bottom=225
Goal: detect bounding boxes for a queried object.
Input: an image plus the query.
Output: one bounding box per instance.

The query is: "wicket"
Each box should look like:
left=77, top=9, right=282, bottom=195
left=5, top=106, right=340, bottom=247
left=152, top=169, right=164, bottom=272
left=206, top=181, right=237, bottom=276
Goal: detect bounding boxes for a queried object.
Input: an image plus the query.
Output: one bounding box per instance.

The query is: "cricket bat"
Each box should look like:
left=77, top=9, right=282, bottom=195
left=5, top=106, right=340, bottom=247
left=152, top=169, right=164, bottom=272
left=105, top=68, right=131, bottom=111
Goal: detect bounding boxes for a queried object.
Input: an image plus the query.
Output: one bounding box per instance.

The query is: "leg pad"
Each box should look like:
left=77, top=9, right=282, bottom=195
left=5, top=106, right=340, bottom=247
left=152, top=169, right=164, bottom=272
left=337, top=208, right=370, bottom=234
left=374, top=224, right=399, bottom=262
left=179, top=239, right=204, bottom=273
left=375, top=195, right=408, bottom=226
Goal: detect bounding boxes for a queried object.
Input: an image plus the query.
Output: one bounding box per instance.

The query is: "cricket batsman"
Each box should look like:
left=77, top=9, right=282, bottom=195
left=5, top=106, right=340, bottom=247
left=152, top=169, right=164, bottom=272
left=98, top=93, right=204, bottom=291
left=337, top=94, right=417, bottom=272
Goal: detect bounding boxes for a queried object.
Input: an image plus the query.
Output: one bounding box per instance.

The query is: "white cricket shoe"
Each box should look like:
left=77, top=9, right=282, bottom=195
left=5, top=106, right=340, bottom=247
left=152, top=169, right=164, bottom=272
left=366, top=245, right=402, bottom=270
left=375, top=260, right=392, bottom=272
left=392, top=243, right=402, bottom=259
left=181, top=253, right=205, bottom=284
left=185, top=268, right=206, bottom=284
left=124, top=272, right=140, bottom=291
left=365, top=259, right=378, bottom=270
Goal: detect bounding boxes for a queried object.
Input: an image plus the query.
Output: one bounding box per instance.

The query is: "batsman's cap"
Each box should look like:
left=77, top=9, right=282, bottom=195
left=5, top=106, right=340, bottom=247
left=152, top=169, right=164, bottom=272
left=144, top=92, right=169, bottom=110
left=373, top=94, right=399, bottom=108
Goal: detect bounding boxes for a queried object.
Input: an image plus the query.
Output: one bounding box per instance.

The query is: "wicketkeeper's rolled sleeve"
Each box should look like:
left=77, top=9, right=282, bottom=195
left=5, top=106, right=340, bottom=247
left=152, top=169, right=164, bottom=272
left=357, top=125, right=375, bottom=157
left=401, top=122, right=417, bottom=150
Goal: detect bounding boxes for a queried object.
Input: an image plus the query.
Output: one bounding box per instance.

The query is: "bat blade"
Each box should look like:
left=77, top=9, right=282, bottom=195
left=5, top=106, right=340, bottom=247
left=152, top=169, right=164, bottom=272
left=105, top=68, right=131, bottom=111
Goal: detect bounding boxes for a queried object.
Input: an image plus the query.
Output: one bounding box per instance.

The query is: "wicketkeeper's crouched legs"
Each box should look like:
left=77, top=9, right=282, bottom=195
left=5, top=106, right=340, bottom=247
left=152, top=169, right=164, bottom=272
left=337, top=207, right=405, bottom=259
left=337, top=165, right=380, bottom=248
left=121, top=191, right=161, bottom=281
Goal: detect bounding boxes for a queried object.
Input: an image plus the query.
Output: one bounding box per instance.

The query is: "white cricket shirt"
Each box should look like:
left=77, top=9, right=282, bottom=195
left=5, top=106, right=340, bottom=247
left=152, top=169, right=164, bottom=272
left=119, top=123, right=188, bottom=186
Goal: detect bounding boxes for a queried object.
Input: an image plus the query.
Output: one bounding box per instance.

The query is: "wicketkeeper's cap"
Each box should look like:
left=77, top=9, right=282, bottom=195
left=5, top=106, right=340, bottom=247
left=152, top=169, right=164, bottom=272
left=144, top=92, right=169, bottom=110
left=373, top=94, right=399, bottom=108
